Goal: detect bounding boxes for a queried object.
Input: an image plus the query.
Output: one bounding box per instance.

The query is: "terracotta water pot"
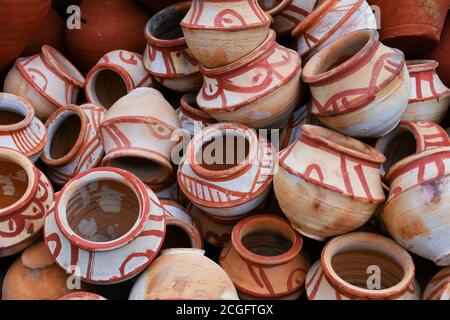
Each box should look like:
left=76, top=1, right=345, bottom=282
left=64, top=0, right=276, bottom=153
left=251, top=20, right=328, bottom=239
left=41, top=103, right=106, bottom=185
left=59, top=292, right=107, bottom=300
left=426, top=15, right=450, bottom=88
left=274, top=125, right=386, bottom=241
left=4, top=45, right=85, bottom=121
left=129, top=248, right=239, bottom=300
left=0, top=148, right=54, bottom=258
left=0, top=93, right=47, bottom=162
left=305, top=232, right=421, bottom=300
left=178, top=93, right=217, bottom=137
left=423, top=266, right=450, bottom=300
left=44, top=167, right=166, bottom=284
left=302, top=29, right=410, bottom=138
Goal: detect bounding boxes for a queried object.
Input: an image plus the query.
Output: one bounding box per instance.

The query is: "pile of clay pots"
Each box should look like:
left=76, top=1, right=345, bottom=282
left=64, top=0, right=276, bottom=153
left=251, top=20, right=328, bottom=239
left=0, top=0, right=449, bottom=301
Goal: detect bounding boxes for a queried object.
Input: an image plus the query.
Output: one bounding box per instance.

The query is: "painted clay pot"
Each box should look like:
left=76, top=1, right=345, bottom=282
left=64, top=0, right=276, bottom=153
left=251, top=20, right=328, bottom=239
left=100, top=88, right=181, bottom=186
left=86, top=50, right=154, bottom=109
left=44, top=167, right=166, bottom=284
left=178, top=93, right=216, bottom=138
left=181, top=0, right=272, bottom=68
left=129, top=248, right=239, bottom=300
left=143, top=2, right=202, bottom=93
left=423, top=266, right=450, bottom=300
left=426, top=15, right=450, bottom=87
left=220, top=214, right=310, bottom=300
left=305, top=232, right=421, bottom=300
left=403, top=60, right=450, bottom=122
left=274, top=125, right=386, bottom=241
left=302, top=29, right=410, bottom=138
left=4, top=45, right=85, bottom=121
left=291, top=0, right=377, bottom=61
left=178, top=123, right=276, bottom=218
left=197, top=30, right=302, bottom=129
left=59, top=292, right=107, bottom=300
left=41, top=103, right=106, bottom=185
left=0, top=148, right=54, bottom=258
left=0, top=93, right=47, bottom=162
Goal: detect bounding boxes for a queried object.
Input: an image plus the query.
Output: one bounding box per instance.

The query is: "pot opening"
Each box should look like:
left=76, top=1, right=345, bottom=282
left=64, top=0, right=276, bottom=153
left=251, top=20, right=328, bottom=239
left=0, top=95, right=30, bottom=128
left=241, top=229, right=293, bottom=256
left=107, top=156, right=169, bottom=185
left=161, top=225, right=193, bottom=250
left=43, top=46, right=84, bottom=85
left=0, top=111, right=25, bottom=126
left=88, top=69, right=128, bottom=109
left=48, top=111, right=82, bottom=160
left=148, top=4, right=188, bottom=41
left=0, top=160, right=29, bottom=210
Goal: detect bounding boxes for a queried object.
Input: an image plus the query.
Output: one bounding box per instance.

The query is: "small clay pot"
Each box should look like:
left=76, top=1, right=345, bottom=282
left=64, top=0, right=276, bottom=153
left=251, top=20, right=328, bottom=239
left=178, top=93, right=217, bottom=137
left=59, top=292, right=107, bottom=300
left=425, top=15, right=450, bottom=87
left=423, top=266, right=450, bottom=300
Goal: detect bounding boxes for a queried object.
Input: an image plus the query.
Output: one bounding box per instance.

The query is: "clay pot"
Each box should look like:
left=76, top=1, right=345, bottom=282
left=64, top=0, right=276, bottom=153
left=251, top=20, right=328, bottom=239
left=100, top=88, right=181, bottom=186
left=197, top=30, right=302, bottom=129
left=0, top=93, right=47, bottom=162
left=4, top=45, right=85, bottom=121
left=59, top=292, right=107, bottom=300
left=423, top=266, right=450, bottom=300
left=85, top=50, right=154, bottom=109
left=41, top=103, right=106, bottom=185
left=143, top=2, right=202, bottom=93
left=403, top=60, right=450, bottom=122
left=178, top=93, right=217, bottom=137
left=305, top=232, right=421, bottom=300
left=291, top=0, right=377, bottom=61
left=0, top=148, right=54, bottom=257
left=43, top=167, right=166, bottom=284
left=129, top=248, right=239, bottom=300
left=274, top=125, right=386, bottom=241
left=178, top=123, right=276, bottom=218
left=426, top=15, right=450, bottom=87
left=65, top=0, right=150, bottom=74
left=181, top=0, right=272, bottom=68
left=302, top=29, right=409, bottom=138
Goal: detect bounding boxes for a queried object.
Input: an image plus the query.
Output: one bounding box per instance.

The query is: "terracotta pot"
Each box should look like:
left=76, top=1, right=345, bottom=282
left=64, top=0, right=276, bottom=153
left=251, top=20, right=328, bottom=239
left=4, top=45, right=85, bottom=121
left=65, top=0, right=150, bottom=74
left=197, top=30, right=302, bottom=129
left=178, top=93, right=217, bottom=137
left=178, top=123, right=276, bottom=218
left=181, top=0, right=272, bottom=68
left=100, top=88, right=181, bottom=186
left=423, top=266, right=450, bottom=300
left=274, top=125, right=386, bottom=241
left=129, top=248, right=239, bottom=300
left=305, top=232, right=421, bottom=300
left=59, top=292, right=107, bottom=300
left=143, top=2, right=202, bottom=93
left=302, top=29, right=409, bottom=138
left=41, top=103, right=106, bottom=185
left=425, top=15, right=450, bottom=87
left=291, top=0, right=377, bottom=61
left=139, top=0, right=183, bottom=13
left=0, top=148, right=54, bottom=257
left=44, top=167, right=166, bottom=284
left=86, top=50, right=154, bottom=109
left=0, top=93, right=47, bottom=162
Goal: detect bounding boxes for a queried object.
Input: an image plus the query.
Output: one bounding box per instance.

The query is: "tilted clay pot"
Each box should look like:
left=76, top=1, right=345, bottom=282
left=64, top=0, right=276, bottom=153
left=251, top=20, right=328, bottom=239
left=41, top=103, right=106, bottom=185
left=0, top=148, right=54, bottom=257
left=59, top=292, right=107, bottom=300
left=143, top=2, right=202, bottom=93
left=197, top=30, right=302, bottom=129
left=178, top=93, right=217, bottom=138
left=100, top=88, right=181, bottom=186
left=44, top=167, right=166, bottom=284
left=86, top=50, right=154, bottom=109
left=302, top=29, right=410, bottom=138
left=220, top=214, right=310, bottom=300
left=4, top=45, right=85, bottom=121
left=274, top=125, right=386, bottom=241
left=181, top=0, right=272, bottom=68
left=423, top=266, right=450, bottom=300
left=0, top=93, right=47, bottom=162
left=178, top=123, right=276, bottom=218
left=425, top=15, right=450, bottom=87
left=129, top=248, right=239, bottom=300
left=305, top=232, right=421, bottom=300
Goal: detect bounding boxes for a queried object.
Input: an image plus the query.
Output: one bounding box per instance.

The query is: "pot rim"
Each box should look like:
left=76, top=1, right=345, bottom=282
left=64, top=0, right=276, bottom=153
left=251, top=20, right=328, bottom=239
left=406, top=59, right=439, bottom=73
left=291, top=0, right=339, bottom=37
left=0, top=93, right=35, bottom=133
left=180, top=93, right=215, bottom=121
left=263, top=0, right=293, bottom=16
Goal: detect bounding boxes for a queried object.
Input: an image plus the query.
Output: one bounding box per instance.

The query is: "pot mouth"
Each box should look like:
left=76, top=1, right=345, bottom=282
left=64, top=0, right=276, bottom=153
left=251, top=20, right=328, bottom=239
left=291, top=0, right=338, bottom=37
left=180, top=93, right=214, bottom=121
left=0, top=93, right=34, bottom=133
left=406, top=60, right=439, bottom=73
left=259, top=0, right=293, bottom=16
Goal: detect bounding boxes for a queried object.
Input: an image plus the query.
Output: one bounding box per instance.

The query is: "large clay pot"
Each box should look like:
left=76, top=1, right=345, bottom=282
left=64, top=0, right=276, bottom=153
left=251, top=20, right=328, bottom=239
left=129, top=248, right=239, bottom=300
left=423, top=266, right=450, bottom=300
left=426, top=15, right=450, bottom=88
left=178, top=93, right=217, bottom=138
left=274, top=125, right=386, bottom=241
left=44, top=167, right=166, bottom=284
left=305, top=232, right=421, bottom=300
left=59, top=292, right=107, bottom=300
left=302, top=29, right=410, bottom=138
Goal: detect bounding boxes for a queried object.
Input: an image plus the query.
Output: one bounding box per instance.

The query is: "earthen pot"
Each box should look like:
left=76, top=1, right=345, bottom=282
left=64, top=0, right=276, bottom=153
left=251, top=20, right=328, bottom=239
left=44, top=167, right=166, bottom=284
left=0, top=93, right=47, bottom=162
left=423, top=266, right=450, bottom=300
left=41, top=103, right=106, bottom=185
left=305, top=232, right=421, bottom=300
left=129, top=248, right=239, bottom=300
left=274, top=125, right=386, bottom=241
left=59, top=292, right=107, bottom=300
left=178, top=93, right=217, bottom=138
left=425, top=15, right=450, bottom=87
left=0, top=148, right=54, bottom=257
left=4, top=45, right=85, bottom=120
left=302, top=29, right=410, bottom=138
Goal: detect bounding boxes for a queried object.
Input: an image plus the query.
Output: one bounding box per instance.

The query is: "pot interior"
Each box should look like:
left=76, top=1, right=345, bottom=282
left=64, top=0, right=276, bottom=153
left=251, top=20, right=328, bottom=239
left=0, top=95, right=29, bottom=127
left=0, top=111, right=25, bottom=125
left=149, top=4, right=188, bottom=40
left=161, top=225, right=192, bottom=250
left=89, top=69, right=128, bottom=109
left=241, top=229, right=293, bottom=256
left=0, top=160, right=29, bottom=209
left=48, top=110, right=82, bottom=160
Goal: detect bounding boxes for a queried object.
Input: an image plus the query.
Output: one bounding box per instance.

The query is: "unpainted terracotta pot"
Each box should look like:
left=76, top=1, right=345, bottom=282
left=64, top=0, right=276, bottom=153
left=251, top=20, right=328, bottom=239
left=59, top=292, right=107, bottom=300
left=4, top=45, right=85, bottom=121
left=426, top=15, right=450, bottom=87
left=178, top=93, right=216, bottom=138
left=41, top=103, right=106, bottom=185
left=129, top=248, right=239, bottom=300
left=274, top=125, right=386, bottom=241
left=423, top=266, right=450, bottom=300
left=44, top=167, right=166, bottom=284
left=302, top=29, right=410, bottom=138
left=0, top=93, right=47, bottom=162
